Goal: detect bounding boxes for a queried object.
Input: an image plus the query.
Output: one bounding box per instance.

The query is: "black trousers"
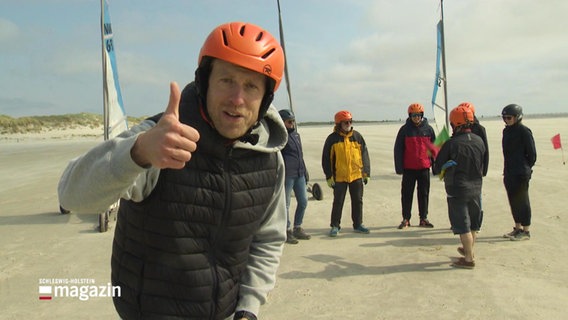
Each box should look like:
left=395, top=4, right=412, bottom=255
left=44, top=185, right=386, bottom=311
left=330, top=179, right=364, bottom=229
left=401, top=169, right=430, bottom=220
left=504, top=175, right=532, bottom=226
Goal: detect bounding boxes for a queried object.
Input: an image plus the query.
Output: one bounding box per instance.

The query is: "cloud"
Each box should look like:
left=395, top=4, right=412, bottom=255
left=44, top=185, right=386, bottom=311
left=0, top=18, right=19, bottom=42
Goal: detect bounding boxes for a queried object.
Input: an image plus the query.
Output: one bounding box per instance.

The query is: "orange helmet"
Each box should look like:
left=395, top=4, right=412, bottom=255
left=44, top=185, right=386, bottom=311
left=199, top=22, right=285, bottom=91
left=407, top=103, right=424, bottom=114
left=457, top=102, right=476, bottom=114
left=449, top=105, right=474, bottom=128
left=334, top=110, right=352, bottom=124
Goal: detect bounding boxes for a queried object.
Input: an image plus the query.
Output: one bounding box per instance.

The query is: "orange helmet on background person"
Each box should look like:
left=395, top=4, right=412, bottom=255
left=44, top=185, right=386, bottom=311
left=334, top=110, right=353, bottom=124
left=199, top=22, right=284, bottom=91
left=408, top=103, right=424, bottom=115
left=458, top=102, right=476, bottom=114
left=449, top=105, right=474, bottom=128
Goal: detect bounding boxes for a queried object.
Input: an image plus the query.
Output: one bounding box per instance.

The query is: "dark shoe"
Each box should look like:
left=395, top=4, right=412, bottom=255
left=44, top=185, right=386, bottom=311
left=419, top=219, right=434, bottom=228
left=293, top=227, right=311, bottom=240
left=510, top=230, right=530, bottom=241
left=502, top=227, right=521, bottom=239
left=286, top=230, right=298, bottom=244
left=451, top=257, right=475, bottom=269
left=353, top=225, right=370, bottom=234
left=397, top=219, right=410, bottom=229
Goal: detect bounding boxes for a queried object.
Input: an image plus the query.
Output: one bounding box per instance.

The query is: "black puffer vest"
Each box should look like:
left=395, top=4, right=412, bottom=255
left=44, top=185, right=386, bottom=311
left=111, top=83, right=279, bottom=319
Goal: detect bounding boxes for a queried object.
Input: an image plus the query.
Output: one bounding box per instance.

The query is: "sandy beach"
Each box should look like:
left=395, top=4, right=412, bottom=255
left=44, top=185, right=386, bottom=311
left=1, top=116, right=567, bottom=319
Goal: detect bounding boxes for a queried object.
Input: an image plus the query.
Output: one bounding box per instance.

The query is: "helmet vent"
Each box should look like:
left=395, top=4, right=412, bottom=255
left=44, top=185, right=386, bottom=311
left=221, top=30, right=228, bottom=46
left=255, top=32, right=264, bottom=41
left=262, top=48, right=275, bottom=59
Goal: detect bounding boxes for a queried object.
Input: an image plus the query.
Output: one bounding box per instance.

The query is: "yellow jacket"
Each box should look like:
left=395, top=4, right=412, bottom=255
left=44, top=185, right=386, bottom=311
left=322, top=127, right=370, bottom=183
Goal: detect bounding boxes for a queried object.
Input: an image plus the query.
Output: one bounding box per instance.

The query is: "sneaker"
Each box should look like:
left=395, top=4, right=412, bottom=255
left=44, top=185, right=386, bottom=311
left=502, top=227, right=521, bottom=239
left=286, top=230, right=299, bottom=244
left=293, top=227, right=311, bottom=240
left=329, top=227, right=339, bottom=237
left=510, top=230, right=530, bottom=241
left=419, top=219, right=434, bottom=228
left=353, top=225, right=370, bottom=234
left=397, top=219, right=410, bottom=229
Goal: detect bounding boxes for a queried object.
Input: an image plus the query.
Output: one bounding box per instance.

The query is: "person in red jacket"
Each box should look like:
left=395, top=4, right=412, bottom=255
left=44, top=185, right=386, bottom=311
left=394, top=103, right=437, bottom=229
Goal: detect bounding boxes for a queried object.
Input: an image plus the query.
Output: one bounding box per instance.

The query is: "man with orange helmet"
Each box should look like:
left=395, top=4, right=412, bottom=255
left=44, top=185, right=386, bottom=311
left=322, top=110, right=371, bottom=237
left=59, top=22, right=287, bottom=320
left=434, top=105, right=487, bottom=268
left=456, top=102, right=489, bottom=229
left=394, top=103, right=437, bottom=229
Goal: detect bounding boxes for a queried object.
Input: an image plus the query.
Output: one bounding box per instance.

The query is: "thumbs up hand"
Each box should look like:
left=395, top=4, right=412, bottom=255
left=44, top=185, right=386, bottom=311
left=131, top=82, right=200, bottom=169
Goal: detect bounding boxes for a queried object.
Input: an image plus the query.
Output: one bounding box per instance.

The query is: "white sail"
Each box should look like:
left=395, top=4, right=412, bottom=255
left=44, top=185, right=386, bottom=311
left=101, top=0, right=128, bottom=140
left=98, top=0, right=126, bottom=232
left=431, top=2, right=448, bottom=133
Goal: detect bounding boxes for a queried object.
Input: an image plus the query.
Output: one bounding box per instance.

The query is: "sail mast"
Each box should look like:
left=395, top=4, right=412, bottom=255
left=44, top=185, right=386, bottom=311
left=100, top=0, right=109, bottom=140
left=440, top=0, right=449, bottom=130
left=276, top=0, right=294, bottom=113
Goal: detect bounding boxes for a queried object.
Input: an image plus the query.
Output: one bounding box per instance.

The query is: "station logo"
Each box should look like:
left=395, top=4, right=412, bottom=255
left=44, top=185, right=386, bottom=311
left=38, top=278, right=120, bottom=301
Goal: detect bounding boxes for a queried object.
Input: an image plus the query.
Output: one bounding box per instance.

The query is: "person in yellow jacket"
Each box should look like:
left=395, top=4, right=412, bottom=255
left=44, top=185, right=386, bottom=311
left=322, top=110, right=371, bottom=237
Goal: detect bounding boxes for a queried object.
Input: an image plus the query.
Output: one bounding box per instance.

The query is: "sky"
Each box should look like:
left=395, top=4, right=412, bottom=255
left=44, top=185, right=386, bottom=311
left=1, top=0, right=567, bottom=123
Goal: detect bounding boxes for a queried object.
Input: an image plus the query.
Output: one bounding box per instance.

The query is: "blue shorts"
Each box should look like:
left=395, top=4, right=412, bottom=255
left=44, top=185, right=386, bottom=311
left=447, top=194, right=482, bottom=234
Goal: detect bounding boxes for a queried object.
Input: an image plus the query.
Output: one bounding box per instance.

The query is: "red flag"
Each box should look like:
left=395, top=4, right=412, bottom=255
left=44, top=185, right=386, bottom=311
left=551, top=134, right=562, bottom=150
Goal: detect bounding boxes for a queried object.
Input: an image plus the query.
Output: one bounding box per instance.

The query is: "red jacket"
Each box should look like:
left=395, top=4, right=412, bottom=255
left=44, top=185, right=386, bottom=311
left=394, top=117, right=436, bottom=173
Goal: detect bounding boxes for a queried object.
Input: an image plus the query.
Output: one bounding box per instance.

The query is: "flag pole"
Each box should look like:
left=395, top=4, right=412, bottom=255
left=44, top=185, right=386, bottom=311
left=440, top=0, right=449, bottom=130
left=276, top=0, right=294, bottom=114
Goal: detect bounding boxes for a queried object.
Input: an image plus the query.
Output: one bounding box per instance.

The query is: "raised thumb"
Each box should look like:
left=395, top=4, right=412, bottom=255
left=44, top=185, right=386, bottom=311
left=164, top=81, right=181, bottom=119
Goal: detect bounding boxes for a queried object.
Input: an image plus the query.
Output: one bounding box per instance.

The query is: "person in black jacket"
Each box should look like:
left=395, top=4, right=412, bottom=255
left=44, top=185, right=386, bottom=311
left=279, top=109, right=311, bottom=244
left=394, top=103, right=437, bottom=229
left=434, top=105, right=486, bottom=269
left=458, top=102, right=489, bottom=225
left=458, top=102, right=489, bottom=176
left=501, top=104, right=537, bottom=241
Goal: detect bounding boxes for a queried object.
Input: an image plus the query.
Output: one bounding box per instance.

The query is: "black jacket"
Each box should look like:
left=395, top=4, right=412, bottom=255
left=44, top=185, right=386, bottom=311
left=434, top=130, right=486, bottom=197
left=471, top=117, right=489, bottom=177
left=502, top=121, right=537, bottom=178
left=281, top=128, right=307, bottom=179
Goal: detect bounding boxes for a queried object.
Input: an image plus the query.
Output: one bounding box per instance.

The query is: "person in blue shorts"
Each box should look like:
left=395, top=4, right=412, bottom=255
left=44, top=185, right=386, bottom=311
left=434, top=104, right=487, bottom=269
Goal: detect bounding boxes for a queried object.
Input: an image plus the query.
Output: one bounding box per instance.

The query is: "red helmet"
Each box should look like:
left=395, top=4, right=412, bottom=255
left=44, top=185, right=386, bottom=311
left=199, top=22, right=285, bottom=91
left=334, top=110, right=352, bottom=124
left=450, top=105, right=474, bottom=128
left=407, top=103, right=424, bottom=114
left=458, top=102, right=476, bottom=114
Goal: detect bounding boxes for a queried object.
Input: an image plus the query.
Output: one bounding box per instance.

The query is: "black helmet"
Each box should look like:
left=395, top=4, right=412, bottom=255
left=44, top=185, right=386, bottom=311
left=502, top=104, right=523, bottom=121
left=278, top=109, right=295, bottom=121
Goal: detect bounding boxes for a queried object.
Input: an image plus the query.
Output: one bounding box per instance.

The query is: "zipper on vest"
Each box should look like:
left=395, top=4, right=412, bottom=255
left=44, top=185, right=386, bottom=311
left=208, top=146, right=234, bottom=319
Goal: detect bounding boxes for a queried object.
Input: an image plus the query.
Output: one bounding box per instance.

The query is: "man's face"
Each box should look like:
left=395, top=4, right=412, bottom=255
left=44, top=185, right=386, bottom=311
left=206, top=59, right=266, bottom=139
left=410, top=113, right=423, bottom=125
left=340, top=119, right=352, bottom=132
left=284, top=119, right=295, bottom=129
left=502, top=115, right=517, bottom=126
